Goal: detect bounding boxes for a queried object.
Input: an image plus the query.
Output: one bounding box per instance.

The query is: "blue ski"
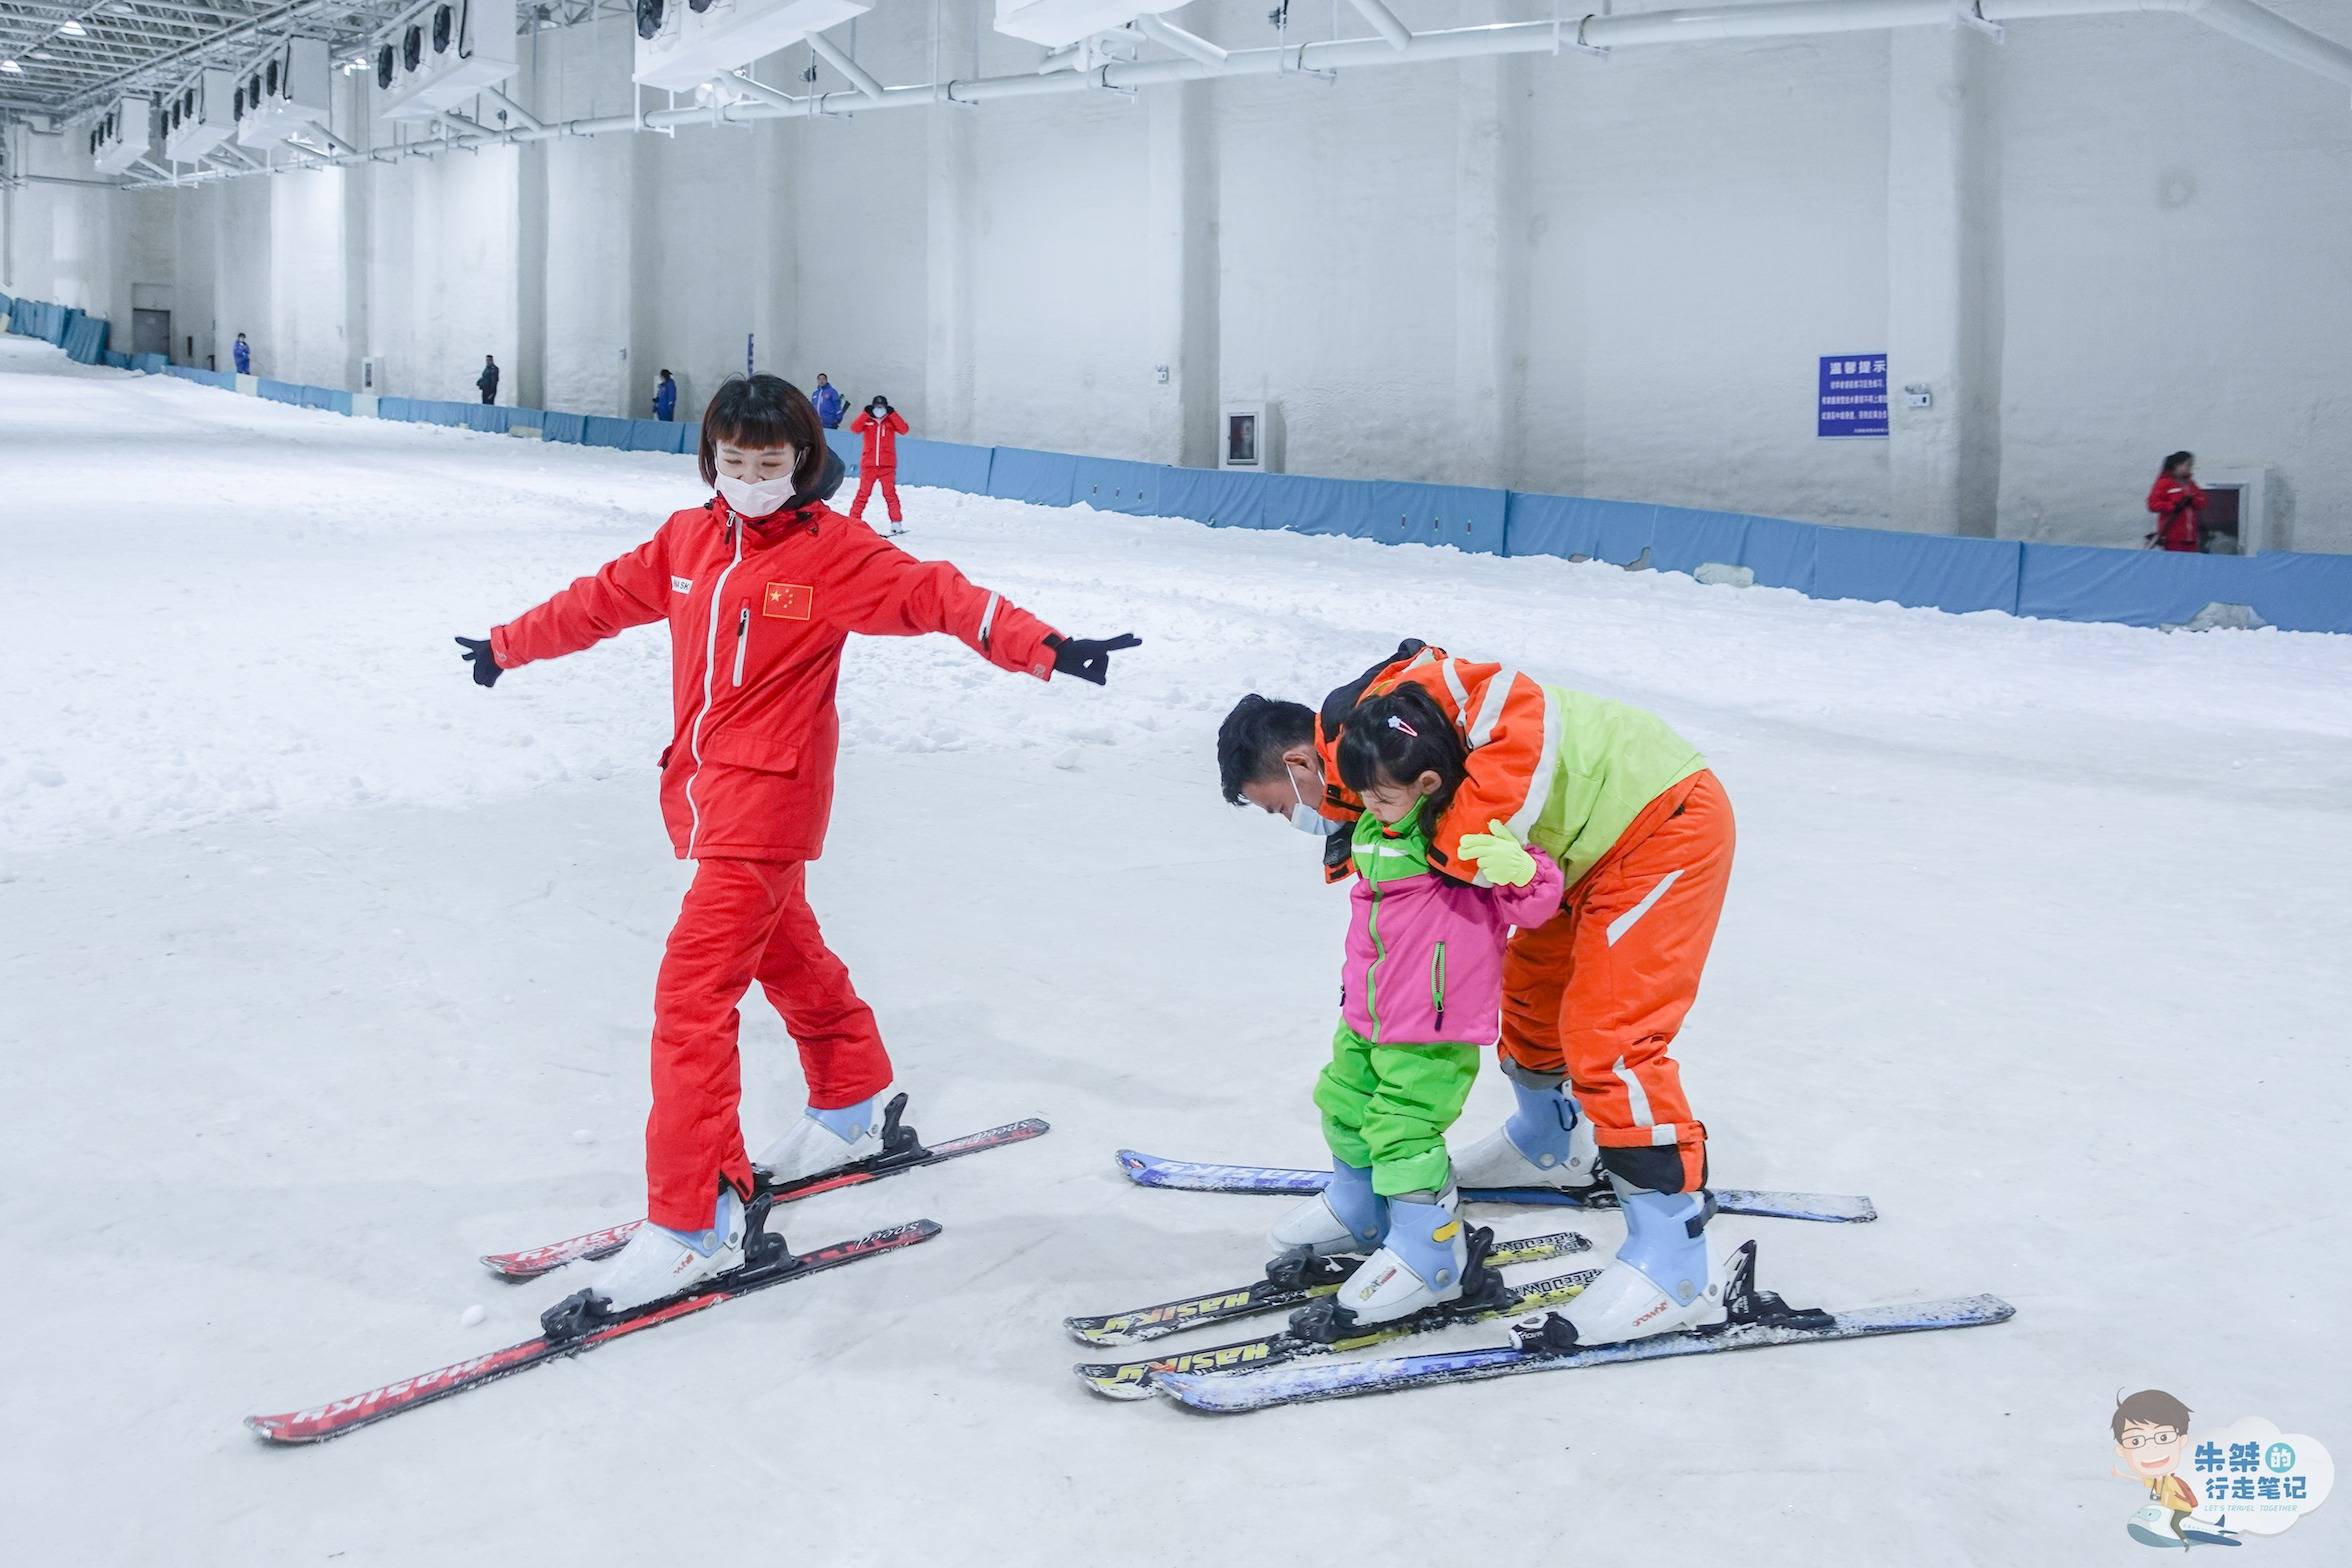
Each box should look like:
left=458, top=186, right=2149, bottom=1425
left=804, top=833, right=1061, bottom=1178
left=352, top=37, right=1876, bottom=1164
left=1153, top=1249, right=2011, bottom=1414
left=1116, top=1150, right=1876, bottom=1224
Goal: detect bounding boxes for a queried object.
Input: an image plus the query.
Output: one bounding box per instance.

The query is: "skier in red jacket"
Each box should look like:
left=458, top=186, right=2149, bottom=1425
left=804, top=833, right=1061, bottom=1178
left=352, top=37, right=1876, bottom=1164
left=2146, top=451, right=2206, bottom=552
left=850, top=394, right=909, bottom=535
left=454, top=374, right=1139, bottom=1313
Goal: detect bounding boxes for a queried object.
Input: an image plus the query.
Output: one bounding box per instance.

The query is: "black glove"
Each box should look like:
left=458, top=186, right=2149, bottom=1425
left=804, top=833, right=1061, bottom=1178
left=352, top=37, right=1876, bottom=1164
left=454, top=635, right=503, bottom=688
left=1048, top=632, right=1140, bottom=686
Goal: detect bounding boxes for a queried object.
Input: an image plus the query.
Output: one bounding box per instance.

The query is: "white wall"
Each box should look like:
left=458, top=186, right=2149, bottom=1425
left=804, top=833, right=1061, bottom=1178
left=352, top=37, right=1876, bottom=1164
left=18, top=0, right=2352, bottom=552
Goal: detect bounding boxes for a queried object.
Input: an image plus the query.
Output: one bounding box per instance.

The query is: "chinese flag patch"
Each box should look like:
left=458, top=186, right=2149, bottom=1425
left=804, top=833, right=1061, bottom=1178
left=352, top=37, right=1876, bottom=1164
left=762, top=581, right=813, bottom=621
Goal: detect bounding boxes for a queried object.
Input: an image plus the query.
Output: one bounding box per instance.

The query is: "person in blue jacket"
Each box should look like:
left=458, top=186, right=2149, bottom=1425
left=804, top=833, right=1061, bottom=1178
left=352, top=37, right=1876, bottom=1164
left=653, top=369, right=678, bottom=423
left=232, top=333, right=251, bottom=375
left=811, top=372, right=844, bottom=429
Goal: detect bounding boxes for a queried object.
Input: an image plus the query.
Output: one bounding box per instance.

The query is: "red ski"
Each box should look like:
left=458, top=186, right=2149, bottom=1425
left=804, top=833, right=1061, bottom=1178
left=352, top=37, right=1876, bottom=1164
left=249, top=1215, right=940, bottom=1445
left=481, top=1097, right=1045, bottom=1279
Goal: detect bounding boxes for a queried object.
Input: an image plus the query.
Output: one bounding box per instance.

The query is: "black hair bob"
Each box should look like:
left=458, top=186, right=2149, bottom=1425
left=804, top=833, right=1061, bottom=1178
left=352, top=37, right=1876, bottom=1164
left=1336, top=684, right=1468, bottom=824
left=699, top=373, right=827, bottom=490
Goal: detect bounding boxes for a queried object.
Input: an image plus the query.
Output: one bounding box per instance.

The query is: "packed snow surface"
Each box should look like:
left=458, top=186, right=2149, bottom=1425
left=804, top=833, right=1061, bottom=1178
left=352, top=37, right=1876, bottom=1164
left=3, top=336, right=2349, bottom=1563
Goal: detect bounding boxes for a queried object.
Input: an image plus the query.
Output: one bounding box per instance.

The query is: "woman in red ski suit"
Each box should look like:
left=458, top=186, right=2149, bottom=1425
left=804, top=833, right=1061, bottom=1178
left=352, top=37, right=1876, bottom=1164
left=454, top=375, right=1137, bottom=1308
left=2146, top=451, right=2205, bottom=552
left=851, top=395, right=909, bottom=530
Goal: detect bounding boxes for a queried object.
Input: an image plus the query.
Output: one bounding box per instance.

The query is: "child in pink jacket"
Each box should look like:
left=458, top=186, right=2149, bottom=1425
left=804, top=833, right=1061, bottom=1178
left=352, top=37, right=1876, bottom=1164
left=1269, top=684, right=1564, bottom=1329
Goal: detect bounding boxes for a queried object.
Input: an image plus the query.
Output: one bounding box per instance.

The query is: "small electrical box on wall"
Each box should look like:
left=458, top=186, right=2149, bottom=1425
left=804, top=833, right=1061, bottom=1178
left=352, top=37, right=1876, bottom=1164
left=360, top=356, right=383, bottom=392
left=1220, top=402, right=1281, bottom=472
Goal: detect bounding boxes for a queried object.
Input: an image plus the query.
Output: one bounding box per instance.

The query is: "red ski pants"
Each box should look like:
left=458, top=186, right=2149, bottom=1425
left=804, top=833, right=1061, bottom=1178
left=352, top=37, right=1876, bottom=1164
left=1499, top=770, right=1734, bottom=1195
left=646, top=858, right=892, bottom=1229
left=850, top=468, right=902, bottom=524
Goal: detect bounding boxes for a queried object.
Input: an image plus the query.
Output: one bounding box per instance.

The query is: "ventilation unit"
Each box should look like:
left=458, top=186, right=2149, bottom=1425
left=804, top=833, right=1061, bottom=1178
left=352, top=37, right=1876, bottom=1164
left=632, top=0, right=871, bottom=94
left=993, top=0, right=1188, bottom=49
left=163, top=68, right=237, bottom=163
left=234, top=37, right=333, bottom=149
left=375, top=0, right=519, bottom=121
left=91, top=97, right=154, bottom=174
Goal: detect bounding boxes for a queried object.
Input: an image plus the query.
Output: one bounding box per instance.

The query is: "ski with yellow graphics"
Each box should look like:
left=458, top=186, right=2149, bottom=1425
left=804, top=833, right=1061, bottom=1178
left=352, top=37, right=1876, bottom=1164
left=1075, top=1263, right=1601, bottom=1401
left=1064, top=1228, right=1592, bottom=1348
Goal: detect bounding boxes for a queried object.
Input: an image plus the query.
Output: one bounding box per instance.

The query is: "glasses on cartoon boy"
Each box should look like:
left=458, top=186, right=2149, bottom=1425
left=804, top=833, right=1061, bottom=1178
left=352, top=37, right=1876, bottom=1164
left=2119, top=1430, right=2182, bottom=1449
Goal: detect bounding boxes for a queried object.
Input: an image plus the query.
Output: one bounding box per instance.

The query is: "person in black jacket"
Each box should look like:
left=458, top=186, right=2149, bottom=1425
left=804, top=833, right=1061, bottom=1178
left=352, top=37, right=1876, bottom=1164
left=477, top=355, right=500, bottom=405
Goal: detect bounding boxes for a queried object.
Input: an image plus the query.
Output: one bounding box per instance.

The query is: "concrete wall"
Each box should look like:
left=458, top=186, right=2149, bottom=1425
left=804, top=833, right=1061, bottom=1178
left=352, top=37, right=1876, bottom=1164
left=12, top=1, right=2352, bottom=551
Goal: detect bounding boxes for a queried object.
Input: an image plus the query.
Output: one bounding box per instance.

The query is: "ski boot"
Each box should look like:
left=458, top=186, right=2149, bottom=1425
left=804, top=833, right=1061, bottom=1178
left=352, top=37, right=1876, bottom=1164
left=1514, top=1238, right=1827, bottom=1354
left=753, top=1089, right=923, bottom=1186
left=1450, top=1066, right=1603, bottom=1196
left=1317, top=1188, right=1481, bottom=1331
left=561, top=1184, right=748, bottom=1323
left=1292, top=1220, right=1505, bottom=1342
left=1266, top=1159, right=1388, bottom=1265
left=1510, top=1181, right=1741, bottom=1350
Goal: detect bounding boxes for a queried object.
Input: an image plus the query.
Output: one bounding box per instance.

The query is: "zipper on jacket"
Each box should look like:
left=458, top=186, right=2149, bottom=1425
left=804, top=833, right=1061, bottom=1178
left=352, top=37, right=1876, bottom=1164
left=731, top=606, right=750, bottom=687
left=1431, top=941, right=1447, bottom=1031
left=1363, top=879, right=1385, bottom=1043
left=683, top=522, right=747, bottom=857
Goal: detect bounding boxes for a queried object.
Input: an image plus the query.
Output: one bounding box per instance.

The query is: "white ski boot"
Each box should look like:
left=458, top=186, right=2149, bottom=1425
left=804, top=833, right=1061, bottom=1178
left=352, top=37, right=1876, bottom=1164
left=582, top=1184, right=747, bottom=1315
left=753, top=1091, right=891, bottom=1184
left=1268, top=1159, right=1388, bottom=1259
left=1451, top=1067, right=1603, bottom=1194
left=1327, top=1188, right=1469, bottom=1328
left=1545, top=1182, right=1737, bottom=1347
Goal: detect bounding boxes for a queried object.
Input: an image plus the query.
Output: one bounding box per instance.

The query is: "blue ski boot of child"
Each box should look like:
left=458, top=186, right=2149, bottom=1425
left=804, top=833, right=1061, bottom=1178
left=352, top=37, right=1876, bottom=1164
left=1550, top=1180, right=1736, bottom=1346
left=1268, top=1159, right=1388, bottom=1258
left=1331, top=1188, right=1469, bottom=1326
left=585, top=1184, right=747, bottom=1314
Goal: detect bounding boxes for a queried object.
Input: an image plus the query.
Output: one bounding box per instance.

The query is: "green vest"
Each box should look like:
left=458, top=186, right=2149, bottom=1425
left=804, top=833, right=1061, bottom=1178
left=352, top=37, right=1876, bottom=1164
left=1529, top=685, right=1706, bottom=885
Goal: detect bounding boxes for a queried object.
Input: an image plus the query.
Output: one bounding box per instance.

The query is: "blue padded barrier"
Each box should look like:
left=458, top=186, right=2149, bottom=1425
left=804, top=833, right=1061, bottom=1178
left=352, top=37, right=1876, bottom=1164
left=102, top=350, right=129, bottom=369
left=582, top=415, right=634, bottom=449
left=134, top=353, right=167, bottom=374
left=625, top=417, right=683, bottom=453
left=459, top=404, right=511, bottom=435
left=62, top=311, right=108, bottom=363
left=2015, top=544, right=2352, bottom=634
left=1814, top=527, right=2022, bottom=616
left=1369, top=481, right=1508, bottom=555
left=1159, top=465, right=1269, bottom=530
left=257, top=378, right=304, bottom=405
left=894, top=437, right=993, bottom=493
left=1649, top=505, right=1757, bottom=578
left=1735, top=513, right=1823, bottom=593
left=376, top=396, right=420, bottom=422
left=540, top=411, right=586, bottom=444
left=825, top=426, right=861, bottom=475
left=987, top=446, right=1079, bottom=508
left=1070, top=456, right=1163, bottom=516
left=1501, top=494, right=1657, bottom=566
left=303, top=385, right=353, bottom=416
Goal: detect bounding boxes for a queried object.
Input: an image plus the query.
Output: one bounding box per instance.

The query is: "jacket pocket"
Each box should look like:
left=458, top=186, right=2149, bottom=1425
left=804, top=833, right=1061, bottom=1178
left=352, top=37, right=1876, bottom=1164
left=731, top=606, right=751, bottom=687
left=700, top=732, right=801, bottom=777
left=1430, top=942, right=1447, bottom=1031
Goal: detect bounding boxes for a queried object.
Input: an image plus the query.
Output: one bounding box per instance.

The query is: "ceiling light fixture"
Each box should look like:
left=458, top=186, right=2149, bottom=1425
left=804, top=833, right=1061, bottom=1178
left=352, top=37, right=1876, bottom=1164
left=61, top=20, right=88, bottom=34
left=0, top=59, right=22, bottom=74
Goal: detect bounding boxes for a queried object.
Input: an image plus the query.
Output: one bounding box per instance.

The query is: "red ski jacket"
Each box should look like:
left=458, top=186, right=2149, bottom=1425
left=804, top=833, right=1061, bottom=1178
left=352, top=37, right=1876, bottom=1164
left=491, top=495, right=1060, bottom=861
left=2146, top=474, right=2205, bottom=552
left=853, top=408, right=908, bottom=472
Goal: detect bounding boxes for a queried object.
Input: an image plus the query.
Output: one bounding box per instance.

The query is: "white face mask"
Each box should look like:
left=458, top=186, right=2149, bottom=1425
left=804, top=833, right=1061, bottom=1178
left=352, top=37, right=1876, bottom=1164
left=1286, top=761, right=1340, bottom=836
left=716, top=468, right=800, bottom=520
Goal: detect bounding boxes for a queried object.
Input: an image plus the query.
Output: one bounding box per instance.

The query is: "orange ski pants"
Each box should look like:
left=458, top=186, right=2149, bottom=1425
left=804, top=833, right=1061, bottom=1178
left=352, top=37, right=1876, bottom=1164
left=1499, top=770, right=1733, bottom=1194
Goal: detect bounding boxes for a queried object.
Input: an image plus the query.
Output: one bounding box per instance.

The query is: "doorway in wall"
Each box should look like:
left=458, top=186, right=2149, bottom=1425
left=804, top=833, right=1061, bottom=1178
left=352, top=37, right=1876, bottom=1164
left=132, top=308, right=172, bottom=359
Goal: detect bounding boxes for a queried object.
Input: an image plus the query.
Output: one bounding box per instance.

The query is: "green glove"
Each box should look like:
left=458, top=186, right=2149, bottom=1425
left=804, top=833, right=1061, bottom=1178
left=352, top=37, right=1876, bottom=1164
left=1459, top=819, right=1538, bottom=887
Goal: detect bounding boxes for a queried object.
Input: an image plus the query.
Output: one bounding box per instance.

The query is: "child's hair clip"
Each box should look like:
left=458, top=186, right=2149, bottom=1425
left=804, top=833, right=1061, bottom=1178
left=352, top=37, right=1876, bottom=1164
left=1387, top=715, right=1419, bottom=738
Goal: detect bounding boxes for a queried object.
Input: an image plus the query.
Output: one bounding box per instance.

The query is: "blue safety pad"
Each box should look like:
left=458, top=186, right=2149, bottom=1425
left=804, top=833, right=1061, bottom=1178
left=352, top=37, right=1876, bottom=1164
left=1814, top=527, right=2022, bottom=616
left=453, top=404, right=506, bottom=434
left=988, top=446, right=1079, bottom=508
left=624, top=417, right=682, bottom=453
left=62, top=312, right=108, bottom=363
left=540, top=411, right=586, bottom=444
left=134, top=353, right=168, bottom=374
left=1648, top=505, right=1756, bottom=578
left=582, top=415, right=633, bottom=449
left=376, top=396, right=419, bottom=422
left=301, top=385, right=353, bottom=415
left=1070, top=457, right=1163, bottom=517
left=1159, top=466, right=1268, bottom=529
left=825, top=426, right=861, bottom=475
left=894, top=438, right=993, bottom=494
left=1734, top=513, right=1822, bottom=592
left=257, top=378, right=304, bottom=406
left=2017, top=543, right=2352, bottom=633
left=1503, top=494, right=1658, bottom=566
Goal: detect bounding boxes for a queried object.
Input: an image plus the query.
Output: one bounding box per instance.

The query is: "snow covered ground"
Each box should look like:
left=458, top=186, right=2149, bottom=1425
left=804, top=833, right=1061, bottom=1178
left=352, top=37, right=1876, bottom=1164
left=3, top=333, right=2348, bottom=1564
